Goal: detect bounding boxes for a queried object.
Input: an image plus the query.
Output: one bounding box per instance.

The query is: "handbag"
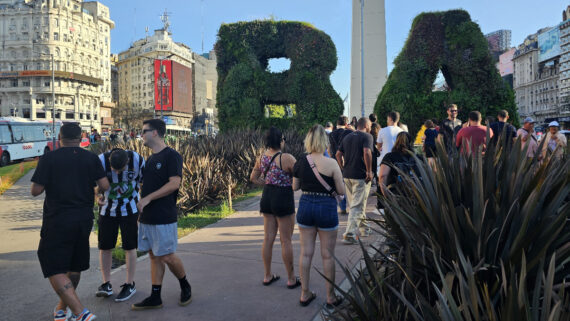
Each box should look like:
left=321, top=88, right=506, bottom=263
left=306, top=155, right=344, bottom=203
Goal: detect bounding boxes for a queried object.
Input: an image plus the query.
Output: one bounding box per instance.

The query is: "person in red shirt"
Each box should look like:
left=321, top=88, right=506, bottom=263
left=456, top=111, right=494, bottom=155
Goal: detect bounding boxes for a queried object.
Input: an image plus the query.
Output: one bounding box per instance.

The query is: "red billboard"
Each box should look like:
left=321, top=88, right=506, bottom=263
left=154, top=60, right=173, bottom=111
left=172, top=61, right=193, bottom=113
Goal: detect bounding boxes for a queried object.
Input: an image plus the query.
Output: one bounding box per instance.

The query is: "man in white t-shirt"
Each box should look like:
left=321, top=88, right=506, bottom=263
left=376, top=111, right=403, bottom=174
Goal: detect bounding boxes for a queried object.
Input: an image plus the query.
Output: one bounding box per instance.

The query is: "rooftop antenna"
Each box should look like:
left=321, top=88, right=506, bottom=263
left=145, top=26, right=149, bottom=39
left=133, top=7, right=137, bottom=43
left=160, top=8, right=172, bottom=33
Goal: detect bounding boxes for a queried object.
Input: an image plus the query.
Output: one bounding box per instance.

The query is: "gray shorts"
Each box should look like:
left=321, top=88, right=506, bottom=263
left=138, top=222, right=178, bottom=256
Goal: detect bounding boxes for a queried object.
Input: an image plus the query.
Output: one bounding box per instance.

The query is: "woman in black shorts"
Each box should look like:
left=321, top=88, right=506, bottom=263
left=293, top=124, right=345, bottom=307
left=250, top=127, right=299, bottom=289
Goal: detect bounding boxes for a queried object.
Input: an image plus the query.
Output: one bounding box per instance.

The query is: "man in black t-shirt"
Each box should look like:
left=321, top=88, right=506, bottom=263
left=329, top=115, right=352, bottom=214
left=336, top=117, right=373, bottom=245
left=131, top=119, right=192, bottom=311
left=489, top=109, right=517, bottom=149
left=438, top=104, right=463, bottom=154
left=31, top=122, right=109, bottom=321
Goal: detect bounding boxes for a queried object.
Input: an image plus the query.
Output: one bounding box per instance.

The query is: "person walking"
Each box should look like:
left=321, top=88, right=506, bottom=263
left=542, top=121, right=567, bottom=159
left=376, top=111, right=403, bottom=167
left=456, top=111, right=494, bottom=155
left=379, top=132, right=423, bottom=197
left=329, top=116, right=352, bottom=215
left=517, top=117, right=540, bottom=159
left=336, top=117, right=374, bottom=244
left=31, top=122, right=110, bottom=321
left=131, top=119, right=192, bottom=310
left=438, top=104, right=463, bottom=154
left=250, top=127, right=300, bottom=289
left=422, top=120, right=438, bottom=166
left=489, top=110, right=517, bottom=149
left=293, top=125, right=345, bottom=308
left=95, top=148, right=145, bottom=302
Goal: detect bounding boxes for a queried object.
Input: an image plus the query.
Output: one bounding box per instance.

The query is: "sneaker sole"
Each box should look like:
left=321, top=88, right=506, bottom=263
left=179, top=297, right=192, bottom=306
left=131, top=304, right=163, bottom=310
left=95, top=291, right=113, bottom=297
left=115, top=288, right=136, bottom=302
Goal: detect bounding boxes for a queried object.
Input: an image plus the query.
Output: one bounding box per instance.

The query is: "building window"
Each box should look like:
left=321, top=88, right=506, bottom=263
left=11, top=79, right=18, bottom=87
left=22, top=79, right=30, bottom=86
left=23, top=108, right=31, bottom=118
left=54, top=32, right=59, bottom=41
left=36, top=112, right=45, bottom=118
left=44, top=81, right=50, bottom=87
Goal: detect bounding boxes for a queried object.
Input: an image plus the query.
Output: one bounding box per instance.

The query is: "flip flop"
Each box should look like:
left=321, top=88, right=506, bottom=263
left=299, top=291, right=317, bottom=307
left=287, top=277, right=301, bottom=289
left=262, top=274, right=280, bottom=286
left=325, top=296, right=344, bottom=309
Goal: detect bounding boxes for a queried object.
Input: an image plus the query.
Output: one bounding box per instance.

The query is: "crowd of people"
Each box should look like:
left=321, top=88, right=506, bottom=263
left=32, top=119, right=190, bottom=321
left=32, top=104, right=567, bottom=320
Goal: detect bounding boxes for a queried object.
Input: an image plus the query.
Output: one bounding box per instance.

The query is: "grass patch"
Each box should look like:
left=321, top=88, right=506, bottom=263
left=0, top=160, right=38, bottom=195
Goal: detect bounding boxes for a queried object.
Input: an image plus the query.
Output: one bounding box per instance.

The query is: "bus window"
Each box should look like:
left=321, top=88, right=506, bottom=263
left=11, top=126, right=25, bottom=143
left=22, top=125, right=46, bottom=142
left=0, top=125, right=12, bottom=144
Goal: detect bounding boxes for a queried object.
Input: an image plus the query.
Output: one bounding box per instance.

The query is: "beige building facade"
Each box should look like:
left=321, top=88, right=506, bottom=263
left=117, top=28, right=195, bottom=129
left=558, top=6, right=570, bottom=115
left=0, top=0, right=114, bottom=131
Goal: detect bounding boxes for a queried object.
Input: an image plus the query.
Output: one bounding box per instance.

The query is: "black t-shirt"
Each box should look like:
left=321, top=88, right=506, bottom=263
left=139, top=147, right=183, bottom=225
left=489, top=122, right=517, bottom=146
left=381, top=151, right=422, bottom=189
left=338, top=131, right=373, bottom=179
left=441, top=119, right=462, bottom=151
left=293, top=155, right=336, bottom=194
left=31, top=147, right=105, bottom=220
left=329, top=128, right=352, bottom=157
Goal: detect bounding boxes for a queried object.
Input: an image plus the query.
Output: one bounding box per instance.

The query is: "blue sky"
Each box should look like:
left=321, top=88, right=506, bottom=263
left=106, top=0, right=568, bottom=100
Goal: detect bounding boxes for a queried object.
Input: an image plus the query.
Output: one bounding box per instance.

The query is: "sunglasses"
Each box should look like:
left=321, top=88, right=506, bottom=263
left=450, top=110, right=458, bottom=113
left=142, top=129, right=154, bottom=134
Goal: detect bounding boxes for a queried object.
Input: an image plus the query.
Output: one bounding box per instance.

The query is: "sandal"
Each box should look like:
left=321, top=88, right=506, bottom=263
left=325, top=296, right=343, bottom=309
left=299, top=291, right=317, bottom=307
left=287, top=277, right=301, bottom=289
left=262, top=274, right=280, bottom=286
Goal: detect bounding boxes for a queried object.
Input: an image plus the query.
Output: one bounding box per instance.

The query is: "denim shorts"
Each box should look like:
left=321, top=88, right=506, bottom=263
left=138, top=222, right=178, bottom=256
left=296, top=194, right=339, bottom=231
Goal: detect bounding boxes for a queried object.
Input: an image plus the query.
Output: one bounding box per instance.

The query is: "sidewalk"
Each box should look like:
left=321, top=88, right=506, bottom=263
left=0, top=170, right=382, bottom=321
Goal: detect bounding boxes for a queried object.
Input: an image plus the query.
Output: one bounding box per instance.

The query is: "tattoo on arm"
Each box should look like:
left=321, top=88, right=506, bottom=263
left=56, top=282, right=74, bottom=295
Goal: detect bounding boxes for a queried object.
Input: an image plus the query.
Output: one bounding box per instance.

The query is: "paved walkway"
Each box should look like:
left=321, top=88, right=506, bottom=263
left=0, top=169, right=381, bottom=321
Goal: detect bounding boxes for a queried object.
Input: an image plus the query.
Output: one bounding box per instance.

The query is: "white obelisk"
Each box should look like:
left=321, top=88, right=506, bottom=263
left=350, top=0, right=387, bottom=119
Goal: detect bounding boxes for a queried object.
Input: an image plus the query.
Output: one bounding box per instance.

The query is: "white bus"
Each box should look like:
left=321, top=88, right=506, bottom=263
left=0, top=117, right=62, bottom=166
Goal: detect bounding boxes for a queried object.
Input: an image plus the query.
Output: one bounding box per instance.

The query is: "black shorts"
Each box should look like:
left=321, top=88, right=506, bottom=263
left=425, top=145, right=436, bottom=158
left=260, top=185, right=295, bottom=217
left=98, top=214, right=139, bottom=251
left=37, top=218, right=93, bottom=278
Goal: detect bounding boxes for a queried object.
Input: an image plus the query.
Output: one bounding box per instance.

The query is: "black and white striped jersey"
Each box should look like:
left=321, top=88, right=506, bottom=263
left=98, top=150, right=145, bottom=217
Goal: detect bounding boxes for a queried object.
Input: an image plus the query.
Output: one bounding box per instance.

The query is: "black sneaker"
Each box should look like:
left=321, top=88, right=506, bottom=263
left=115, top=282, right=136, bottom=302
left=96, top=282, right=113, bottom=297
left=131, top=296, right=163, bottom=310
left=179, top=285, right=192, bottom=306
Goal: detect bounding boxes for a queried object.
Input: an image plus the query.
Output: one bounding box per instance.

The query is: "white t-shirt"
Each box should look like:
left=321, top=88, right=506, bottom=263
left=377, top=125, right=403, bottom=164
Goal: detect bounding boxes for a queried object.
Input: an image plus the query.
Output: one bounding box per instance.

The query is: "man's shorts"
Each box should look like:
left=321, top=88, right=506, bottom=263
left=37, top=218, right=93, bottom=278
left=98, top=214, right=138, bottom=251
left=138, top=222, right=177, bottom=256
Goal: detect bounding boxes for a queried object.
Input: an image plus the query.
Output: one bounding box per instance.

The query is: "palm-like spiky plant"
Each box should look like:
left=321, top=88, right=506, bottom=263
left=328, top=132, right=570, bottom=321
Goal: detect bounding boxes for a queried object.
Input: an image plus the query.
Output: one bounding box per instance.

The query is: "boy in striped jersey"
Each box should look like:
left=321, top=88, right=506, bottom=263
left=95, top=148, right=145, bottom=302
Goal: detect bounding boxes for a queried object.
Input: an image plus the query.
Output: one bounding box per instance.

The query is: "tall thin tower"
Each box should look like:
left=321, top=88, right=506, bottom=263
left=350, top=0, right=387, bottom=118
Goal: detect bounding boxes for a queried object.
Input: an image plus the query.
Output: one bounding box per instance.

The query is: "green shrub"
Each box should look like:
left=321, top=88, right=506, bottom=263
left=329, top=136, right=570, bottom=320
left=214, top=20, right=343, bottom=131
left=375, top=10, right=518, bottom=137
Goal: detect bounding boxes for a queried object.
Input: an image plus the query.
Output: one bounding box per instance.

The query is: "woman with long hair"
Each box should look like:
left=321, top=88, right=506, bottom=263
left=378, top=131, right=422, bottom=196
left=293, top=125, right=345, bottom=307
left=250, top=127, right=300, bottom=289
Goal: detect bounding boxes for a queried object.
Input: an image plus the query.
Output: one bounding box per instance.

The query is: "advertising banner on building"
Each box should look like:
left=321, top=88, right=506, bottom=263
left=172, top=61, right=193, bottom=114
left=538, top=26, right=561, bottom=62
left=154, top=60, right=173, bottom=111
